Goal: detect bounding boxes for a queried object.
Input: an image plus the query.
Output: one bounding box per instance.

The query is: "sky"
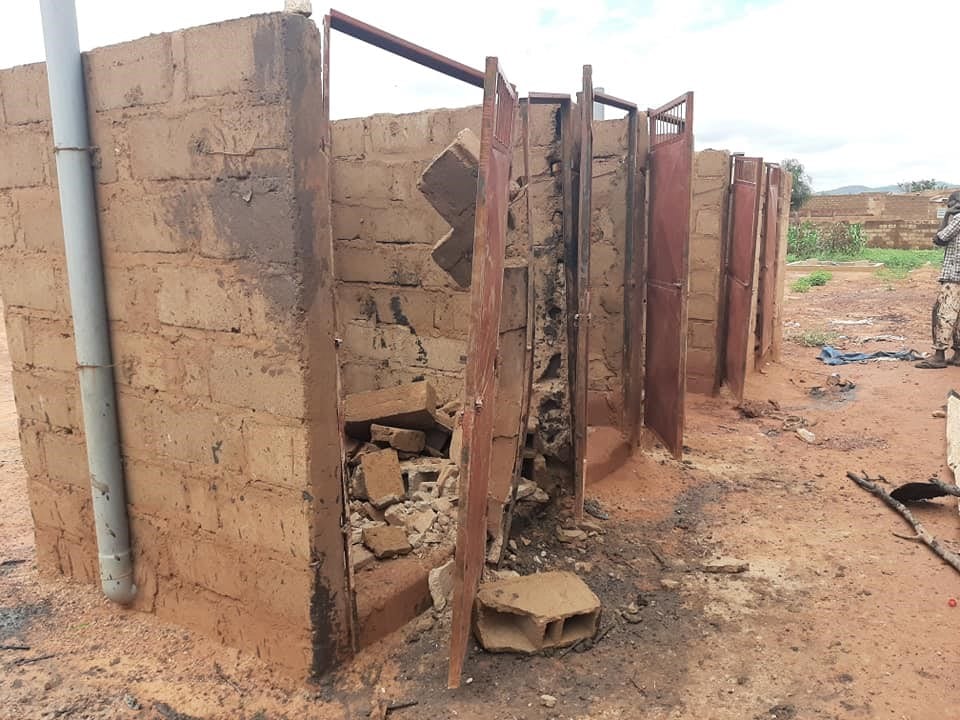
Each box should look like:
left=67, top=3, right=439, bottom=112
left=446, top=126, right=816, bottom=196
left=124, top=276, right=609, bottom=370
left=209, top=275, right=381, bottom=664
left=0, top=0, right=955, bottom=191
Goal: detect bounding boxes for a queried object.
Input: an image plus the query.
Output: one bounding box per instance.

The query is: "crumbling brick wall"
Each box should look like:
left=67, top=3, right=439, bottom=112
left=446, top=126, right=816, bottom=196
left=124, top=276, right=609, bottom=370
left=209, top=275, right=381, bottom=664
left=797, top=192, right=948, bottom=249
left=0, top=14, right=352, bottom=677
left=330, top=103, right=572, bottom=470
left=686, top=150, right=731, bottom=394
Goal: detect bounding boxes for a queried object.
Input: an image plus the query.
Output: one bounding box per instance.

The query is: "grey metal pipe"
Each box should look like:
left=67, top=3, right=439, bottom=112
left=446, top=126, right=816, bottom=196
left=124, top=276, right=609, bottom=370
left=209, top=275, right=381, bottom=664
left=39, top=0, right=135, bottom=604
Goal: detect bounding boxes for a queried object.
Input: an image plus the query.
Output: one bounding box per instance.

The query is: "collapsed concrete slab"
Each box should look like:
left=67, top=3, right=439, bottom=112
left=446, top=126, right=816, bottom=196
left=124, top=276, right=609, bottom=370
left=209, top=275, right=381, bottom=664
left=362, top=525, right=413, bottom=559
left=358, top=449, right=405, bottom=509
left=418, top=129, right=480, bottom=288
left=473, top=571, right=601, bottom=654
left=371, top=424, right=426, bottom=453
left=343, top=381, right=440, bottom=437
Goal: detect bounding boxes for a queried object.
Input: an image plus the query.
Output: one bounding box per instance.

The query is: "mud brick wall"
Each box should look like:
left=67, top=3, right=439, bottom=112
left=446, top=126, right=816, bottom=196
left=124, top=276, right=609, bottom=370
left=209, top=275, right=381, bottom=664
left=0, top=14, right=352, bottom=677
left=797, top=193, right=947, bottom=249
left=686, top=150, right=730, bottom=394
left=331, top=103, right=571, bottom=466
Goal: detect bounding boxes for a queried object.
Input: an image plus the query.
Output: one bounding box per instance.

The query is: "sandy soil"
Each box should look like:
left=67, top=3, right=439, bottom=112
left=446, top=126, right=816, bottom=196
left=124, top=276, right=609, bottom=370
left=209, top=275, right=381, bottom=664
left=2, top=266, right=960, bottom=720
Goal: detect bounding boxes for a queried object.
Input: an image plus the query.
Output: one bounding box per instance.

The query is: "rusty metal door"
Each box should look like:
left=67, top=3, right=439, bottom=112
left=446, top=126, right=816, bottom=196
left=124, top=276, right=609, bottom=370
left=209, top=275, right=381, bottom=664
left=448, top=57, right=517, bottom=690
left=643, top=93, right=693, bottom=459
left=722, top=156, right=763, bottom=402
left=571, top=66, right=593, bottom=523
left=755, top=164, right=781, bottom=367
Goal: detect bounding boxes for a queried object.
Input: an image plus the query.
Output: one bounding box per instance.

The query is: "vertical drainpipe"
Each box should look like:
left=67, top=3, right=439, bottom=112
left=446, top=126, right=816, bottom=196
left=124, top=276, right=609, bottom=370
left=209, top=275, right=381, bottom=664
left=38, top=0, right=136, bottom=604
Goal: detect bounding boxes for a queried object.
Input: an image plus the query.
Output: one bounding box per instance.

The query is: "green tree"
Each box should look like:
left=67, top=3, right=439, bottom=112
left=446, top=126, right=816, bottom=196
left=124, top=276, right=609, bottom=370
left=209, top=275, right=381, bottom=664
left=782, top=158, right=813, bottom=210
left=897, top=179, right=946, bottom=193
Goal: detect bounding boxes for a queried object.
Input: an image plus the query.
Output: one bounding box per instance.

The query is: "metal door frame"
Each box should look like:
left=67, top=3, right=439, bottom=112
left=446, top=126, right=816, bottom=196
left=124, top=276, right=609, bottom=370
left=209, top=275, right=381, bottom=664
left=756, top=163, right=782, bottom=368
left=721, top=155, right=763, bottom=402
left=447, top=57, right=517, bottom=689
left=643, top=92, right=694, bottom=460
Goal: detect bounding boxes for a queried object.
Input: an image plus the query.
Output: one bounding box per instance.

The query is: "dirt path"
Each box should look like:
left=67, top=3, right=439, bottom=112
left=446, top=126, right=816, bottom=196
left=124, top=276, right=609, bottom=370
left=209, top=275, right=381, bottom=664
left=2, top=268, right=960, bottom=719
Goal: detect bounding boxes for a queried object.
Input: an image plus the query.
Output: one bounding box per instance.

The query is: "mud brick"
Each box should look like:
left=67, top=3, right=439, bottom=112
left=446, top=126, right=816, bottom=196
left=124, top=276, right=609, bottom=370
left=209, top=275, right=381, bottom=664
left=359, top=449, right=404, bottom=509
left=370, top=424, right=426, bottom=453
left=361, top=525, right=412, bottom=559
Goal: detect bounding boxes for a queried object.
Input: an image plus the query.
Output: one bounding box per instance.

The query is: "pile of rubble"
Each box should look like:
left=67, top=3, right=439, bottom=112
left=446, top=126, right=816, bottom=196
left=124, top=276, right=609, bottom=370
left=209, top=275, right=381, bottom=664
left=343, top=380, right=555, bottom=574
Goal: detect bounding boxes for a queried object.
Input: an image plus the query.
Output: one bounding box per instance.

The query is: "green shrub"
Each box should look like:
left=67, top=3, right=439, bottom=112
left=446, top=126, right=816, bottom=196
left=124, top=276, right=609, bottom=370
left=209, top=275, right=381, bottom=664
left=787, top=221, right=866, bottom=260
left=787, top=222, right=821, bottom=259
left=808, top=270, right=832, bottom=286
left=789, top=330, right=840, bottom=347
left=791, top=276, right=813, bottom=293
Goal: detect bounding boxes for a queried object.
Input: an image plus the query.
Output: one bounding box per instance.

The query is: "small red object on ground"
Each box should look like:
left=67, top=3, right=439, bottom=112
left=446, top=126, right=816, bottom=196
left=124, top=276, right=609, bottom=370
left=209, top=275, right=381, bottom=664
left=949, top=598, right=957, bottom=608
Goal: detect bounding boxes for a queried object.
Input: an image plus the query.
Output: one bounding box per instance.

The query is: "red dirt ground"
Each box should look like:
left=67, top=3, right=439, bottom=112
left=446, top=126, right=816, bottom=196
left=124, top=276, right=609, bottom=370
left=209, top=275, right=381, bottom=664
left=2, top=266, right=959, bottom=719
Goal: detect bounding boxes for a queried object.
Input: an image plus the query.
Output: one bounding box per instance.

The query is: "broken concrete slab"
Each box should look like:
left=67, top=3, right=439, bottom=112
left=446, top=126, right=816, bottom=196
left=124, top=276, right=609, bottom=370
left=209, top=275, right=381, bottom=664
left=557, top=527, right=587, bottom=543
left=343, top=381, right=440, bottom=438
left=429, top=558, right=454, bottom=611
left=473, top=571, right=601, bottom=654
left=359, top=449, right=405, bottom=509
left=362, top=525, right=412, bottom=559
left=371, top=424, right=426, bottom=453
left=418, top=129, right=481, bottom=289
left=418, top=128, right=480, bottom=228
left=352, top=545, right=376, bottom=571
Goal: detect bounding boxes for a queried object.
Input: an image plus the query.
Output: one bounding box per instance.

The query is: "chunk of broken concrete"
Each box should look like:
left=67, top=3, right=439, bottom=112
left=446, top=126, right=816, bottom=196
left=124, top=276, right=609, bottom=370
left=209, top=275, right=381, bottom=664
left=371, top=424, right=426, bottom=453
left=473, top=571, right=601, bottom=654
left=795, top=428, right=817, bottom=444
left=343, top=381, right=443, bottom=438
left=361, top=526, right=412, bottom=559
left=557, top=527, right=587, bottom=543
left=351, top=545, right=376, bottom=571
left=359, top=449, right=405, bottom=509
left=429, top=559, right=455, bottom=611
left=418, top=129, right=481, bottom=288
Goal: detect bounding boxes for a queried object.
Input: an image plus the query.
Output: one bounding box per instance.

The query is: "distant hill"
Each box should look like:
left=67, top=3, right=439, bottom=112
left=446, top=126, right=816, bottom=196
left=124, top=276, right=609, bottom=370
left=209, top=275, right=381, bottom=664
left=818, top=183, right=958, bottom=196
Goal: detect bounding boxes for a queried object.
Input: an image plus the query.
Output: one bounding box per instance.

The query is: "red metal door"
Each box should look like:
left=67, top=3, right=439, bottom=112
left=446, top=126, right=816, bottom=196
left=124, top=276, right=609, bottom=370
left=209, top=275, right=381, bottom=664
left=644, top=93, right=693, bottom=459
left=572, top=66, right=593, bottom=523
left=756, top=164, right=781, bottom=367
left=448, top=57, right=517, bottom=690
left=722, top=156, right=763, bottom=402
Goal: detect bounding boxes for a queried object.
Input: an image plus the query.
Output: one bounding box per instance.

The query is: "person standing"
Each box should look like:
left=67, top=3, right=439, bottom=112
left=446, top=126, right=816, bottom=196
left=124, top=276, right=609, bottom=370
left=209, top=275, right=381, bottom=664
left=917, top=191, right=960, bottom=368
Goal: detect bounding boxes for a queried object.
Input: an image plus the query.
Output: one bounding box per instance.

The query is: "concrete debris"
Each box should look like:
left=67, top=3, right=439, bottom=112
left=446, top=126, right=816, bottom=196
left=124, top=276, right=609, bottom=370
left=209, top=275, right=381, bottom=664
left=283, top=0, right=312, bottom=16
left=540, top=695, right=557, bottom=709
left=352, top=545, right=376, bottom=571
left=700, top=557, right=749, bottom=574
left=362, top=526, right=412, bottom=559
left=516, top=478, right=550, bottom=504
left=429, top=559, right=455, bottom=611
left=474, top=571, right=601, bottom=654
left=344, top=381, right=445, bottom=438
left=557, top=527, right=588, bottom=543
left=795, top=428, right=817, bottom=444
left=359, top=449, right=406, bottom=509
left=371, top=424, right=426, bottom=453
left=418, top=129, right=481, bottom=288
left=660, top=578, right=681, bottom=590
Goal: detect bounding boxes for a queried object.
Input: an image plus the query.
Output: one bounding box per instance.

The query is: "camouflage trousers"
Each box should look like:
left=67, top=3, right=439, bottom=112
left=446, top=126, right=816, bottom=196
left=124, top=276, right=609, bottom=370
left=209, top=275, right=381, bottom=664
left=932, top=281, right=960, bottom=351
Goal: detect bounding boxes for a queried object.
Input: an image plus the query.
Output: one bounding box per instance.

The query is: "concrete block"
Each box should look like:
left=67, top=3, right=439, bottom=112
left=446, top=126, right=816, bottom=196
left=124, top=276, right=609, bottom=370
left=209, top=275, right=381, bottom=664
left=218, top=484, right=311, bottom=559
left=0, top=256, right=63, bottom=312
left=11, top=370, right=81, bottom=430
left=208, top=346, right=305, bottom=418
left=0, top=63, right=49, bottom=125
left=362, top=525, right=412, bottom=559
left=330, top=117, right=366, bottom=158
left=42, top=431, right=88, bottom=488
left=418, top=129, right=481, bottom=286
left=431, top=227, right=473, bottom=288
left=15, top=186, right=64, bottom=253
left=335, top=243, right=422, bottom=286
left=0, top=192, right=17, bottom=250
left=359, top=449, right=404, bottom=509
left=332, top=158, right=415, bottom=205
left=127, top=104, right=287, bottom=181
left=344, top=381, right=439, bottom=437
left=184, top=16, right=283, bottom=100
left=432, top=291, right=471, bottom=338
left=243, top=420, right=309, bottom=490
left=592, top=118, right=628, bottom=158
left=474, top=571, right=601, bottom=653
left=366, top=112, right=433, bottom=155
left=0, top=129, right=49, bottom=189
left=693, top=174, right=727, bottom=198
left=694, top=207, right=723, bottom=236
left=85, top=34, right=174, bottom=111
left=688, top=292, right=719, bottom=322
left=695, top=150, right=730, bottom=178
left=17, top=420, right=45, bottom=480
left=688, top=320, right=716, bottom=350
left=371, top=424, right=426, bottom=453
left=104, top=265, right=162, bottom=329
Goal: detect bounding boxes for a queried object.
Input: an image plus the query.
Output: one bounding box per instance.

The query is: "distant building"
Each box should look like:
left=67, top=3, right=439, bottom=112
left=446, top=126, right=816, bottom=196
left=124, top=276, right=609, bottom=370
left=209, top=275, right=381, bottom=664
left=794, top=188, right=960, bottom=249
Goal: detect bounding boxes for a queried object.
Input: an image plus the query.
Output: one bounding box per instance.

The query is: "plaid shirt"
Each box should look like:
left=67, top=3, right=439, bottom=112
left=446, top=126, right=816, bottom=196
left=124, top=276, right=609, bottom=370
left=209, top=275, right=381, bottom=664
left=939, top=213, right=960, bottom=282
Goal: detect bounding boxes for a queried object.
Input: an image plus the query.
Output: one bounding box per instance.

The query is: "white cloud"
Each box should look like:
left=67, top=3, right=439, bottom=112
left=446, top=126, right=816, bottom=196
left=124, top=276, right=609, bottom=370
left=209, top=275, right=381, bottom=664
left=0, top=0, right=955, bottom=190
